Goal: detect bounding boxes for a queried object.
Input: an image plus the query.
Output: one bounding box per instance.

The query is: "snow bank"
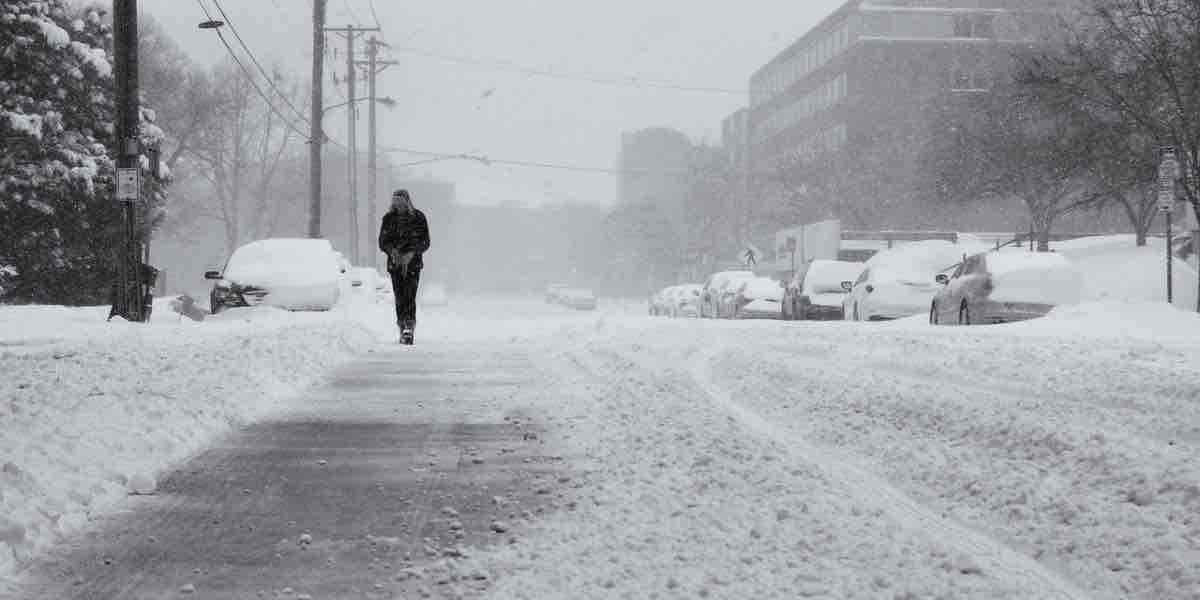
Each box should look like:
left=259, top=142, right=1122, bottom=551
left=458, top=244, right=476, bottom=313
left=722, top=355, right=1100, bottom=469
left=0, top=302, right=373, bottom=578
left=1056, top=235, right=1199, bottom=311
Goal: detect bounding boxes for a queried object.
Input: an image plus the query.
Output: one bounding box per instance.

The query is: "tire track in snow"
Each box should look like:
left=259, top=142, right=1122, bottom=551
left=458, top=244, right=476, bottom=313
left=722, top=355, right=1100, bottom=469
left=683, top=343, right=1096, bottom=600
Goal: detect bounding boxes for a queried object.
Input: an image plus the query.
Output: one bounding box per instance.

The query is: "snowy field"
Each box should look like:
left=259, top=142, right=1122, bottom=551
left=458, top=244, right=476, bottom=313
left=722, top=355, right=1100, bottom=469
left=4, top=262, right=1200, bottom=598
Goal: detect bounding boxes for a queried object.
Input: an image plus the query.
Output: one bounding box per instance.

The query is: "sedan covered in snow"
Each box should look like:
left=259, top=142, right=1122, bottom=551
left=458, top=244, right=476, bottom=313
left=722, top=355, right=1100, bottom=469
left=700, top=270, right=755, bottom=318
left=843, top=240, right=984, bottom=322
left=785, top=259, right=865, bottom=321
left=732, top=277, right=784, bottom=319
left=930, top=250, right=1082, bottom=325
left=559, top=287, right=598, bottom=310
left=205, top=238, right=345, bottom=313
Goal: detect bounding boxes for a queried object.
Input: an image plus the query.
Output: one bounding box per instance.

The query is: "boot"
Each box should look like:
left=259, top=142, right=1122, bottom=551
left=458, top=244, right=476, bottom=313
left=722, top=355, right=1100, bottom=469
left=400, top=320, right=415, bottom=345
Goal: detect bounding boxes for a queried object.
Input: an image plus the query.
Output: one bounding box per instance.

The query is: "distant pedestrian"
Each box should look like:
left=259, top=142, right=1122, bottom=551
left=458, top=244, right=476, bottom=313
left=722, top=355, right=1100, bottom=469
left=378, top=189, right=430, bottom=345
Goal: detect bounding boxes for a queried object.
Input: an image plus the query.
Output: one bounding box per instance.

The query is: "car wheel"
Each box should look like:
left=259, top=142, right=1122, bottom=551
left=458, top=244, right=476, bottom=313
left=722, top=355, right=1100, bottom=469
left=930, top=303, right=938, bottom=325
left=959, top=300, right=970, bottom=325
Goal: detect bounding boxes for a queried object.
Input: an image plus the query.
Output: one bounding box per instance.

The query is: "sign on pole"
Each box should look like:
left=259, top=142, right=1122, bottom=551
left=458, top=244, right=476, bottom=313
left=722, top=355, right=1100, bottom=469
left=1158, top=147, right=1178, bottom=212
left=116, top=168, right=139, bottom=202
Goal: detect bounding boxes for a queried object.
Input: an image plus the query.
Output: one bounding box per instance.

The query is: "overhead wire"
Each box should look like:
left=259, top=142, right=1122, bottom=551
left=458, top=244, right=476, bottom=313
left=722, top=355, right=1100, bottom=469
left=210, top=0, right=311, bottom=126
left=380, top=146, right=706, bottom=177
left=195, top=0, right=348, bottom=149
left=389, top=46, right=748, bottom=96
left=367, top=0, right=382, bottom=29
left=193, top=0, right=310, bottom=140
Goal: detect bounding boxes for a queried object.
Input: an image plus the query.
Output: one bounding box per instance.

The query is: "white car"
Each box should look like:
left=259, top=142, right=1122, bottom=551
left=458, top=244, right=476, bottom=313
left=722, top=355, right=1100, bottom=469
left=699, top=270, right=755, bottom=318
left=205, top=238, right=345, bottom=313
left=784, top=259, right=866, bottom=320
left=931, top=250, right=1082, bottom=325
left=732, top=277, right=784, bottom=319
left=672, top=284, right=703, bottom=317
left=843, top=240, right=985, bottom=322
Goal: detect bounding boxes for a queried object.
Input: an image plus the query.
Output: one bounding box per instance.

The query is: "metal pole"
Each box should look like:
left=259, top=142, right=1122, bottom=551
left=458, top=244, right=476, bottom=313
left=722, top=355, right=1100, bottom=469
left=111, top=0, right=142, bottom=322
left=308, top=0, right=325, bottom=238
left=366, top=37, right=378, bottom=270
left=1166, top=209, right=1173, bottom=304
left=346, top=27, right=358, bottom=265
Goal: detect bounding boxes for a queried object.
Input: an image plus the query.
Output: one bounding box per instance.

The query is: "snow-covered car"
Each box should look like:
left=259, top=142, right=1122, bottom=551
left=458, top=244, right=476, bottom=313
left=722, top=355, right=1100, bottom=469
left=205, top=238, right=346, bottom=313
left=348, top=267, right=383, bottom=300
left=700, top=270, right=755, bottom=318
left=419, top=282, right=449, bottom=306
left=559, top=287, right=597, bottom=310
left=649, top=286, right=676, bottom=316
left=732, top=277, right=784, bottom=319
left=671, top=284, right=703, bottom=318
left=785, top=259, right=866, bottom=321
left=843, top=240, right=981, bottom=322
left=930, top=250, right=1082, bottom=325
left=545, top=283, right=570, bottom=304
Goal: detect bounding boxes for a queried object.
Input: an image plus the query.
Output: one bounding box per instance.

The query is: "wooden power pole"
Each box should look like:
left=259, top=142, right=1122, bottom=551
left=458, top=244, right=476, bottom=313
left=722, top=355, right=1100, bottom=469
left=109, top=0, right=145, bottom=322
left=308, top=0, right=325, bottom=238
left=325, top=24, right=378, bottom=265
left=359, top=37, right=397, bottom=270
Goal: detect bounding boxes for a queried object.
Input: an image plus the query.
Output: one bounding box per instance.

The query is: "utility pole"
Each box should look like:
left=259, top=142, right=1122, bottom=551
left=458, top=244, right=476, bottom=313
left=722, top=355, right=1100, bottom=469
left=109, top=0, right=145, bottom=322
left=308, top=0, right=325, bottom=238
left=359, top=37, right=398, bottom=270
left=324, top=25, right=379, bottom=265
left=346, top=27, right=359, bottom=265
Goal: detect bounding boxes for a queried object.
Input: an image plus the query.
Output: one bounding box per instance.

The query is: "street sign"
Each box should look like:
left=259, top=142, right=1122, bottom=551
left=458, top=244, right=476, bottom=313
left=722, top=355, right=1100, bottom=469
left=1158, top=147, right=1179, bottom=212
left=116, top=168, right=139, bottom=201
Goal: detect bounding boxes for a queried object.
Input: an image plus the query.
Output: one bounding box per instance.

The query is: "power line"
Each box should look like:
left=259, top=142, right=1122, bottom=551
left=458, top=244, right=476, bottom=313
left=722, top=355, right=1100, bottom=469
left=341, top=0, right=363, bottom=27
left=367, top=0, right=382, bottom=29
left=210, top=0, right=310, bottom=126
left=194, top=0, right=310, bottom=140
left=381, top=146, right=704, bottom=177
left=389, top=46, right=748, bottom=96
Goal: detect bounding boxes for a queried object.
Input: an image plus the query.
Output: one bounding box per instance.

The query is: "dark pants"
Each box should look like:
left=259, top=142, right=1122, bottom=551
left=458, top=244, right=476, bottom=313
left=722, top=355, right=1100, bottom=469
left=390, top=268, right=420, bottom=325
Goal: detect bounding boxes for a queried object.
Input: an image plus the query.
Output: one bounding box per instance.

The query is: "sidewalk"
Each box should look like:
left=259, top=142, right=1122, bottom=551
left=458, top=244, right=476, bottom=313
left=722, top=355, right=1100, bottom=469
left=11, top=343, right=567, bottom=599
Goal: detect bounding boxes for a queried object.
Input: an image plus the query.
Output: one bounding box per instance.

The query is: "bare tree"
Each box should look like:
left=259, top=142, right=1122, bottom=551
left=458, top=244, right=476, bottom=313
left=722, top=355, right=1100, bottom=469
left=1034, top=0, right=1200, bottom=229
left=186, top=59, right=306, bottom=254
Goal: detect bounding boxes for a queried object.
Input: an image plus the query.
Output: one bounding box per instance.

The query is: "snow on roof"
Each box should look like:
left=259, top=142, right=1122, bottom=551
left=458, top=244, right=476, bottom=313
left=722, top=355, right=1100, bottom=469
left=804, top=259, right=865, bottom=294
left=983, top=250, right=1074, bottom=275
left=741, top=277, right=783, bottom=299
left=867, top=240, right=989, bottom=280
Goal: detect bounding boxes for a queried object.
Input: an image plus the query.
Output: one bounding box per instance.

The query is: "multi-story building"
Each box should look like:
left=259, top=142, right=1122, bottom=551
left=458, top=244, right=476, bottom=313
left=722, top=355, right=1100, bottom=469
left=616, top=127, right=693, bottom=218
left=747, top=0, right=1062, bottom=222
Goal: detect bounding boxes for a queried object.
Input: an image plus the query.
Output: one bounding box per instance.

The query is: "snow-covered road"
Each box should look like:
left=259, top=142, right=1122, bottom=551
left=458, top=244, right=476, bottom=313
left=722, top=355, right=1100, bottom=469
left=4, top=297, right=1200, bottom=598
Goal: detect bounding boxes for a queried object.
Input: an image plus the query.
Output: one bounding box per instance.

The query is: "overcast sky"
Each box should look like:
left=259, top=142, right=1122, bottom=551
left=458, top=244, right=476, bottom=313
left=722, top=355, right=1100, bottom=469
left=143, top=0, right=845, bottom=206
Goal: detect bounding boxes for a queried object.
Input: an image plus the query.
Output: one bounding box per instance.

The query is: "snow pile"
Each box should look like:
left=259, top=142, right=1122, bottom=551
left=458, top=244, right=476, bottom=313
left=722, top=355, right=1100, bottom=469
left=0, top=303, right=373, bottom=578
left=1057, top=235, right=1199, bottom=311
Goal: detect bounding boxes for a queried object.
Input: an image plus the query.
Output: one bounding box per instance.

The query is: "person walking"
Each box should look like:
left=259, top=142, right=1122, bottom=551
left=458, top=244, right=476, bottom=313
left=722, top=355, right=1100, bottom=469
left=378, top=189, right=430, bottom=345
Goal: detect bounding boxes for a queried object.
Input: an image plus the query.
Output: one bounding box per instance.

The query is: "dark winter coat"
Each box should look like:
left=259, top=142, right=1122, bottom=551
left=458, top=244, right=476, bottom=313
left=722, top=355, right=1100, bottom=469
left=378, top=208, right=430, bottom=273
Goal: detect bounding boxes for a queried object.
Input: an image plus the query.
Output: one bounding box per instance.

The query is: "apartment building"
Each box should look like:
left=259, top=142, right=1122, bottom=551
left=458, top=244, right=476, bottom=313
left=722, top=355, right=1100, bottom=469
left=747, top=0, right=1058, bottom=170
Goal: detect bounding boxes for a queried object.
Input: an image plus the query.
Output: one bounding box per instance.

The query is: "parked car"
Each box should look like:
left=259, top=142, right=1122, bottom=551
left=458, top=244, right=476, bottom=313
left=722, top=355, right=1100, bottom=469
left=781, top=262, right=812, bottom=320
left=843, top=240, right=982, bottom=322
left=348, top=267, right=383, bottom=301
left=671, top=284, right=703, bottom=318
left=419, top=282, right=449, bottom=306
left=931, top=250, right=1082, bottom=325
left=649, top=286, right=677, bottom=316
left=559, top=287, right=597, bottom=310
left=732, top=277, right=784, bottom=319
left=205, top=238, right=345, bottom=314
left=700, top=270, right=755, bottom=318
left=785, top=259, right=865, bottom=320
left=545, top=283, right=570, bottom=304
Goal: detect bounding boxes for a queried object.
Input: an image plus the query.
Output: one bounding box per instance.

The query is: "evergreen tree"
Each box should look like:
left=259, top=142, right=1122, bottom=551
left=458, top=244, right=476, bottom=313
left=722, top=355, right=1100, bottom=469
left=0, top=1, right=168, bottom=304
